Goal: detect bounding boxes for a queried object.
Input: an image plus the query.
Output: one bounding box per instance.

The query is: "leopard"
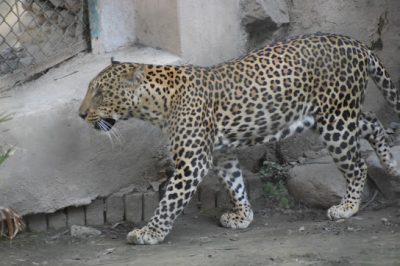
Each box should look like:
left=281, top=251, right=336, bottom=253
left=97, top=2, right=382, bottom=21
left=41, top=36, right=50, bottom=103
left=79, top=33, right=400, bottom=245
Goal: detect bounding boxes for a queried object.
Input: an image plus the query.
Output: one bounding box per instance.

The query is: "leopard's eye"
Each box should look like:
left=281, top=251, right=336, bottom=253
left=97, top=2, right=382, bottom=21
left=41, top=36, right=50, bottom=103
left=94, top=89, right=102, bottom=98
left=93, top=84, right=103, bottom=98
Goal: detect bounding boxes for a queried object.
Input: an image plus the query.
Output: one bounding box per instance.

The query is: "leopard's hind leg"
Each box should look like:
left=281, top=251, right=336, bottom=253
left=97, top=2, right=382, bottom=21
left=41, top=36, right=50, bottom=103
left=317, top=114, right=367, bottom=220
left=359, top=111, right=399, bottom=176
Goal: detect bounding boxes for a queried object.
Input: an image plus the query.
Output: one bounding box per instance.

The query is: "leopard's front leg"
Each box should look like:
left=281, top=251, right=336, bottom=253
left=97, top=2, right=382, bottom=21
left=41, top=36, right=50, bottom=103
left=127, top=128, right=213, bottom=245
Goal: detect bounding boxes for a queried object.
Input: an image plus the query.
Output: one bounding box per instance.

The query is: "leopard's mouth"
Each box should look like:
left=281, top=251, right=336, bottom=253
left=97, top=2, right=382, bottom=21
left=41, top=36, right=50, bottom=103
left=94, top=118, right=116, bottom=132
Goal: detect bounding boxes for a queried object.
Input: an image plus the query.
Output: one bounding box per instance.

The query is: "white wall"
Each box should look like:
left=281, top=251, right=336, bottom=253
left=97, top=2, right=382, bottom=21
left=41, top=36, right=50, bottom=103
left=178, top=0, right=246, bottom=66
left=90, top=0, right=136, bottom=53
left=134, top=0, right=181, bottom=55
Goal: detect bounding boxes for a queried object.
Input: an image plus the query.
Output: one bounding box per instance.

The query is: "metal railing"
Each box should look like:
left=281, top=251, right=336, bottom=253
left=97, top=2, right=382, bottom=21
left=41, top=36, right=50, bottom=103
left=0, top=0, right=89, bottom=91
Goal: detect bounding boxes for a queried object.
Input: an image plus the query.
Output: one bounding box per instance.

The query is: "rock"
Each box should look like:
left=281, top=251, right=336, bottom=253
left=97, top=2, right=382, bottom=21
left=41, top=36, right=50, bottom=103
left=237, top=143, right=276, bottom=172
left=288, top=155, right=374, bottom=208
left=366, top=146, right=400, bottom=199
left=240, top=0, right=290, bottom=25
left=70, top=225, right=101, bottom=238
left=287, top=156, right=345, bottom=208
left=303, top=150, right=320, bottom=159
left=239, top=0, right=290, bottom=49
left=49, top=0, right=63, bottom=7
left=58, top=10, right=75, bottom=30
left=65, top=0, right=82, bottom=14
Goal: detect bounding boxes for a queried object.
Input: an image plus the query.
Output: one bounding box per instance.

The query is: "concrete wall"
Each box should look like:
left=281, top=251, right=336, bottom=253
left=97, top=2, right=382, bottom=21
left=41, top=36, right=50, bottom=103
left=178, top=0, right=246, bottom=66
left=134, top=0, right=246, bottom=66
left=134, top=0, right=181, bottom=55
left=88, top=0, right=136, bottom=54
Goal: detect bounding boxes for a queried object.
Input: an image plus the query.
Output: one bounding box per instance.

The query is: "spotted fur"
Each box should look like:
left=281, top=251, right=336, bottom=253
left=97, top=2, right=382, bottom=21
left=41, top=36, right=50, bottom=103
left=79, top=33, right=399, bottom=245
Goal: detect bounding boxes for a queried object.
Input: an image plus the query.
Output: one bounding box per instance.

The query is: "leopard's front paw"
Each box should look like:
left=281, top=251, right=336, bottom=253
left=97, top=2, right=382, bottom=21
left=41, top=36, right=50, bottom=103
left=327, top=202, right=359, bottom=220
left=220, top=209, right=254, bottom=229
left=126, top=225, right=165, bottom=245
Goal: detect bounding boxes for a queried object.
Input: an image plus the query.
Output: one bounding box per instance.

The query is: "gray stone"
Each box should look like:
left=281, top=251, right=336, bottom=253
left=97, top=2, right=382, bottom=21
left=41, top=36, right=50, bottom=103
left=216, top=190, right=231, bottom=209
left=240, top=0, right=290, bottom=25
left=199, top=172, right=220, bottom=210
left=245, top=169, right=264, bottom=202
left=199, top=188, right=216, bottom=210
left=237, top=144, right=276, bottom=172
left=58, top=10, right=75, bottom=30
left=48, top=210, right=67, bottom=229
left=125, top=193, right=143, bottom=224
left=49, top=0, right=63, bottom=7
left=27, top=214, right=47, bottom=232
left=70, top=225, right=101, bottom=238
left=240, top=0, right=290, bottom=49
left=287, top=157, right=345, bottom=208
left=67, top=206, right=85, bottom=226
left=86, top=199, right=105, bottom=226
left=106, top=194, right=124, bottom=223
left=184, top=191, right=200, bottom=215
left=143, top=192, right=159, bottom=221
left=366, top=146, right=400, bottom=199
left=65, top=0, right=82, bottom=14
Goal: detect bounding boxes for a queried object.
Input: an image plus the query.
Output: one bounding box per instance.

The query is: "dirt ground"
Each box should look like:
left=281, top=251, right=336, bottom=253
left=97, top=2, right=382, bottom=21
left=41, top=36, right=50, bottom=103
left=1, top=202, right=400, bottom=266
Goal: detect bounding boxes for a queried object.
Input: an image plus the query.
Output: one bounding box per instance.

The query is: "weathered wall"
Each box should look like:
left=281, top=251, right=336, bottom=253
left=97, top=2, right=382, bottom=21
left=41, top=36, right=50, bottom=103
left=89, top=0, right=136, bottom=54
left=134, top=0, right=246, bottom=66
left=178, top=0, right=246, bottom=66
left=134, top=0, right=181, bottom=55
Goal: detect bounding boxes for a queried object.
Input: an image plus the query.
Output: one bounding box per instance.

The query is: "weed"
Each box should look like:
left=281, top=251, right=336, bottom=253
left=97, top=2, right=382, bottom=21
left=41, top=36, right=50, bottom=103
left=0, top=113, right=13, bottom=166
left=258, top=161, right=292, bottom=209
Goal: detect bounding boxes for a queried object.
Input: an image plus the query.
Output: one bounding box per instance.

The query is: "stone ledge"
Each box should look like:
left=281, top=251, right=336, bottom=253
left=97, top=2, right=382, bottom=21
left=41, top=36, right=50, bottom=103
left=25, top=170, right=264, bottom=231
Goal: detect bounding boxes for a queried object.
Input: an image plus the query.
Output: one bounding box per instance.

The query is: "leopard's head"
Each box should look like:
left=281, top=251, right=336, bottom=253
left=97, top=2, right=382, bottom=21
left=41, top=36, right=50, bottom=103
left=78, top=59, right=145, bottom=131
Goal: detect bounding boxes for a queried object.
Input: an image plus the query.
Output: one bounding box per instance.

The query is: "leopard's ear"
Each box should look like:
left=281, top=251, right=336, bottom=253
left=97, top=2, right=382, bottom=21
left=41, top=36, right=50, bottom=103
left=111, top=57, right=120, bottom=65
left=121, top=64, right=145, bottom=87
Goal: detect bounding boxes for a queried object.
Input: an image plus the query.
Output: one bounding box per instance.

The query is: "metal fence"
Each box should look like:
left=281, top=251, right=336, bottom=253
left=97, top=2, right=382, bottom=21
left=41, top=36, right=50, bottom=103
left=0, top=0, right=89, bottom=91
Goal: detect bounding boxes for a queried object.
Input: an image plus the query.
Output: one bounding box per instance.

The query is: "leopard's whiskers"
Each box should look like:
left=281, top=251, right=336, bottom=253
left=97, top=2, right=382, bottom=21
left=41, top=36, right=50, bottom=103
left=98, top=120, right=115, bottom=149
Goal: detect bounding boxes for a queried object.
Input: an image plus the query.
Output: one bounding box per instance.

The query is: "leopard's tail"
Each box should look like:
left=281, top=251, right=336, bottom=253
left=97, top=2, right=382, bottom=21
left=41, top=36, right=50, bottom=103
left=367, top=50, right=400, bottom=115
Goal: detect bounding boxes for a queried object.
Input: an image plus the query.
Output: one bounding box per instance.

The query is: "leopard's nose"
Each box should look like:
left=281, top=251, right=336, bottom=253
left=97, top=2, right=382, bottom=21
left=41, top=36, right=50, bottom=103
left=79, top=112, right=87, bottom=120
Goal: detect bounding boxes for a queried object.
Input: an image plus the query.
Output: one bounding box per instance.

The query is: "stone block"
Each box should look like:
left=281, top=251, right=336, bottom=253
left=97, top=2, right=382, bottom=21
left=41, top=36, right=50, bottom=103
left=106, top=194, right=124, bottom=223
left=216, top=190, right=231, bottom=209
left=199, top=188, right=216, bottom=210
left=245, top=169, right=264, bottom=202
left=85, top=199, right=105, bottom=226
left=143, top=191, right=160, bottom=221
left=183, top=191, right=200, bottom=215
left=48, top=210, right=67, bottom=230
left=27, top=214, right=47, bottom=232
left=366, top=146, right=400, bottom=199
left=287, top=157, right=344, bottom=208
left=67, top=206, right=85, bottom=226
left=125, top=193, right=143, bottom=224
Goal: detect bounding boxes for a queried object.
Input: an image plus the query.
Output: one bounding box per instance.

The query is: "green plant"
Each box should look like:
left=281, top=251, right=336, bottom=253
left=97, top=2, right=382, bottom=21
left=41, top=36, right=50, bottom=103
left=0, top=112, right=12, bottom=123
left=0, top=112, right=12, bottom=166
left=258, top=161, right=292, bottom=209
left=0, top=149, right=11, bottom=166
left=258, top=160, right=286, bottom=181
left=262, top=180, right=291, bottom=209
